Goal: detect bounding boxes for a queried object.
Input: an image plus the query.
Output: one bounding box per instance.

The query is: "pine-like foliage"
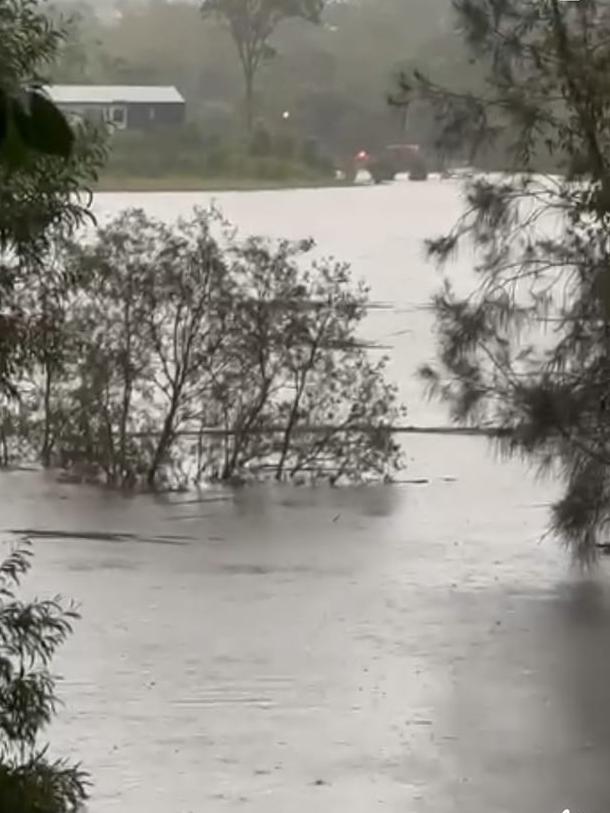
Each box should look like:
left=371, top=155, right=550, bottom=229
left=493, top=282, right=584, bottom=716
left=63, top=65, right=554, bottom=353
left=398, top=0, right=610, bottom=563
left=0, top=542, right=88, bottom=812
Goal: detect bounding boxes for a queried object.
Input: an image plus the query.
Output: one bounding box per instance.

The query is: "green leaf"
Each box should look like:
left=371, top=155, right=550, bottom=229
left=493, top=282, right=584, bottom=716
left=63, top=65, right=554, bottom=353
left=15, top=91, right=74, bottom=159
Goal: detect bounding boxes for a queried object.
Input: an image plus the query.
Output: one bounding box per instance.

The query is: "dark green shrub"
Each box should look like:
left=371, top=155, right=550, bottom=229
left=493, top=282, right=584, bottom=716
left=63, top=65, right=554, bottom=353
left=302, top=137, right=321, bottom=167
left=301, top=138, right=335, bottom=175
left=253, top=157, right=293, bottom=180
left=205, top=143, right=232, bottom=175
left=249, top=126, right=273, bottom=157
left=275, top=132, right=296, bottom=159
left=107, top=126, right=208, bottom=177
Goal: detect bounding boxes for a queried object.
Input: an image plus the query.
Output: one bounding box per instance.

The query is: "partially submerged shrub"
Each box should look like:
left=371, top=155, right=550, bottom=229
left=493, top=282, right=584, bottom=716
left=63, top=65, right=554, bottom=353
left=10, top=208, right=406, bottom=489
left=249, top=126, right=274, bottom=157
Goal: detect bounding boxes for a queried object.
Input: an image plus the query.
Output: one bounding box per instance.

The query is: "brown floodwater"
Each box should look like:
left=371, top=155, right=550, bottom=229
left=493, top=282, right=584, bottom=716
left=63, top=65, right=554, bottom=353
left=6, top=180, right=610, bottom=813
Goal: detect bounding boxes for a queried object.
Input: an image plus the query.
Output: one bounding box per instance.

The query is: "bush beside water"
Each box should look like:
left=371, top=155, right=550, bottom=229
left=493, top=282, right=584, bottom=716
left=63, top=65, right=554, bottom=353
left=3, top=208, right=405, bottom=490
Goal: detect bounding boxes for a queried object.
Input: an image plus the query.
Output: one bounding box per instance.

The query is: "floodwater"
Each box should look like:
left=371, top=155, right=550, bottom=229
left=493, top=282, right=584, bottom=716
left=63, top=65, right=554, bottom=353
left=7, top=180, right=610, bottom=813
left=91, top=178, right=479, bottom=427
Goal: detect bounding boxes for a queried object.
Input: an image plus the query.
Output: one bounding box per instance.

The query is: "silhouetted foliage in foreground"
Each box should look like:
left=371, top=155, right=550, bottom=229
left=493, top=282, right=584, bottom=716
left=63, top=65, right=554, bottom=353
left=0, top=542, right=87, bottom=813
left=397, top=0, right=610, bottom=563
left=4, top=208, right=405, bottom=489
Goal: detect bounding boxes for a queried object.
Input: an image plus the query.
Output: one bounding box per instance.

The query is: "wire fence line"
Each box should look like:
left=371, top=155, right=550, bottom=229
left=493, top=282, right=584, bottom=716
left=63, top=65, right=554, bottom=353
left=126, top=424, right=502, bottom=439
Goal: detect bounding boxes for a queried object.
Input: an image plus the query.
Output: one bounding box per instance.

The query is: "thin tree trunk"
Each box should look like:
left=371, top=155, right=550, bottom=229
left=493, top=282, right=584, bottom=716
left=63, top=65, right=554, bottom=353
left=225, top=378, right=271, bottom=478
left=147, top=387, right=182, bottom=488
left=276, top=333, right=322, bottom=481
left=41, top=363, right=54, bottom=468
left=196, top=414, right=207, bottom=482
left=245, top=69, right=255, bottom=134
left=276, top=373, right=307, bottom=481
left=119, top=301, right=133, bottom=481
left=0, top=425, right=8, bottom=468
left=148, top=412, right=175, bottom=488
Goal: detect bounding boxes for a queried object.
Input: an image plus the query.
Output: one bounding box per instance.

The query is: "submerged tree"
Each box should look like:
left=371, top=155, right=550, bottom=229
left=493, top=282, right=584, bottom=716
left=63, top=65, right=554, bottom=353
left=201, top=0, right=324, bottom=132
left=203, top=233, right=404, bottom=483
left=396, top=0, right=610, bottom=562
left=0, top=543, right=87, bottom=812
left=28, top=208, right=403, bottom=488
left=51, top=208, right=237, bottom=487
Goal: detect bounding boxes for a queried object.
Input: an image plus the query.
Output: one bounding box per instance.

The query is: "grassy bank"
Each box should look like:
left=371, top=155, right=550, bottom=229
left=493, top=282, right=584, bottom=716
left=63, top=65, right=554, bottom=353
left=95, top=175, right=352, bottom=193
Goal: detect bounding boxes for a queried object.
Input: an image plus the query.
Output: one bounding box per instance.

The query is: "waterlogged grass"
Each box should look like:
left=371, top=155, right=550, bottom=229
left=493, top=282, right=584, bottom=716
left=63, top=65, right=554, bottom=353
left=95, top=175, right=353, bottom=193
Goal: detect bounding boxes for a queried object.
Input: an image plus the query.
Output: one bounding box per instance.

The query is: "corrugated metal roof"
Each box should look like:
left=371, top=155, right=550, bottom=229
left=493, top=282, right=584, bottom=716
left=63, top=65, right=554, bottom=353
left=44, top=85, right=185, bottom=105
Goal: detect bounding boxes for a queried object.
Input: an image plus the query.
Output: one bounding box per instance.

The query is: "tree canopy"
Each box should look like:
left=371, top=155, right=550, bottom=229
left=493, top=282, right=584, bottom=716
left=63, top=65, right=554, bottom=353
left=0, top=0, right=105, bottom=405
left=400, top=0, right=610, bottom=563
left=201, top=0, right=325, bottom=130
left=0, top=0, right=77, bottom=166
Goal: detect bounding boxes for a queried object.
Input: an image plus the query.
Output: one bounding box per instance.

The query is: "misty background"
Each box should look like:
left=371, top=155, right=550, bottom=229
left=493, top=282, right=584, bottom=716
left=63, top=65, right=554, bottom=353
left=47, top=0, right=471, bottom=162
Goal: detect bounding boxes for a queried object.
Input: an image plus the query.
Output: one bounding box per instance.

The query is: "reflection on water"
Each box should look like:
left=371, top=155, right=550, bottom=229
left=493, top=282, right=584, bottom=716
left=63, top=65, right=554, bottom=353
left=549, top=578, right=610, bottom=810
left=559, top=578, right=609, bottom=626
left=3, top=183, right=609, bottom=812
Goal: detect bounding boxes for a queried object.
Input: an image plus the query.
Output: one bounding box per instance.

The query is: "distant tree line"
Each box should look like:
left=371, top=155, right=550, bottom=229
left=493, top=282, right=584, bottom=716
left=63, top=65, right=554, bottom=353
left=103, top=123, right=336, bottom=184
left=49, top=0, right=465, bottom=161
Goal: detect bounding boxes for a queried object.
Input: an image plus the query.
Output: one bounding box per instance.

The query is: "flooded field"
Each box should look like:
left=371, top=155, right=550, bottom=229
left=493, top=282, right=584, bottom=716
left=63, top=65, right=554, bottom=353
left=9, top=180, right=610, bottom=813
